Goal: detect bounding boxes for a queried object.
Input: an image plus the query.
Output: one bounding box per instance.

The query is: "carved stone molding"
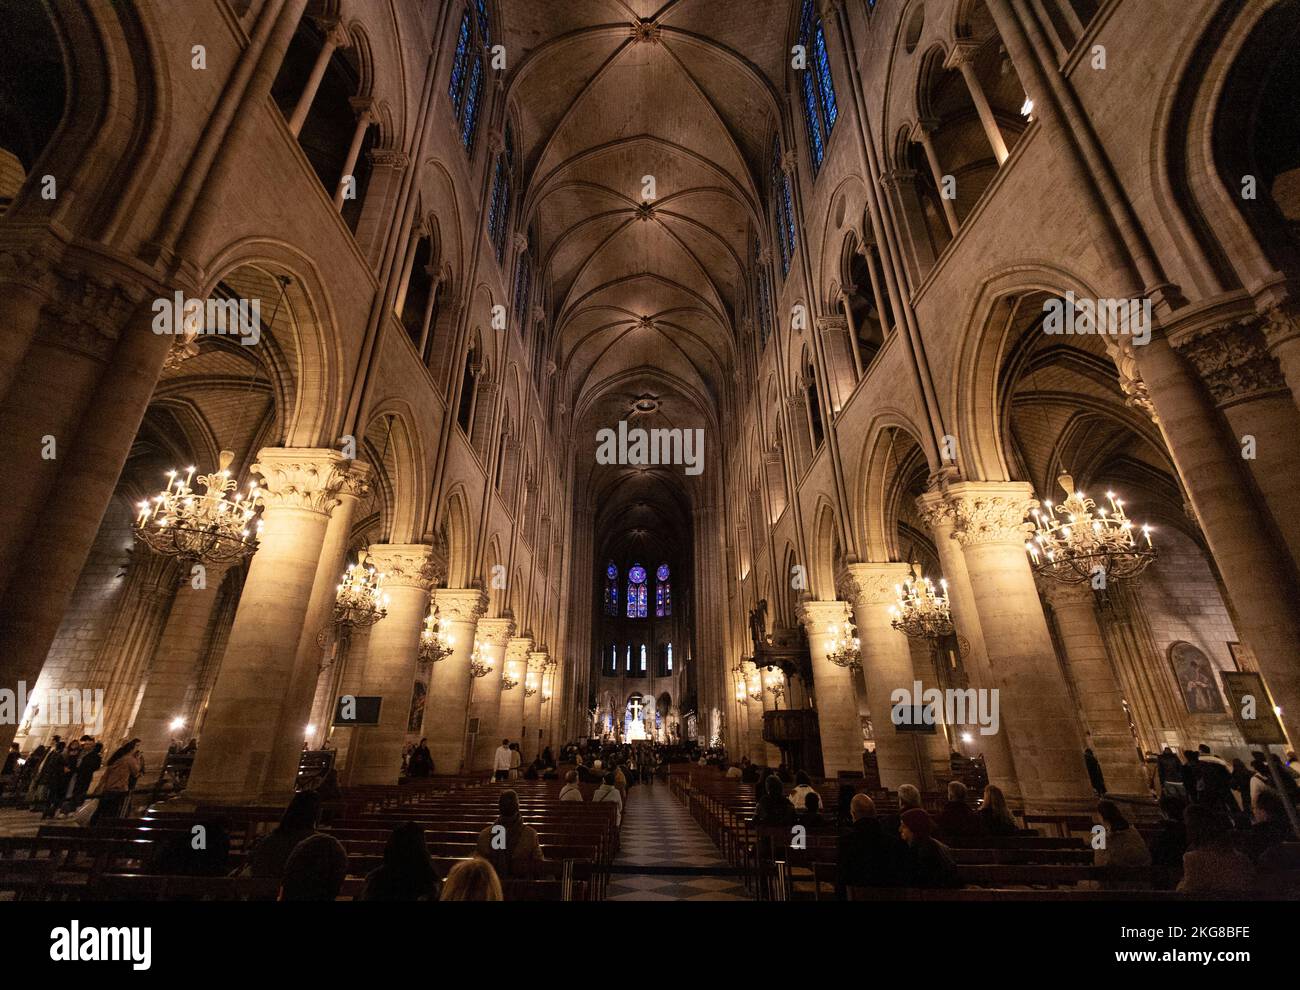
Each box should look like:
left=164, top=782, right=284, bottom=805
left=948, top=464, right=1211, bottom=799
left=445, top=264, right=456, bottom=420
left=796, top=598, right=852, bottom=631
left=250, top=448, right=362, bottom=516
left=1107, top=335, right=1159, bottom=424
left=475, top=615, right=516, bottom=647
left=431, top=587, right=488, bottom=624
left=1174, top=317, right=1287, bottom=405
left=1036, top=577, right=1096, bottom=611
left=914, top=490, right=955, bottom=537
left=940, top=481, right=1037, bottom=549
left=505, top=637, right=534, bottom=664
left=1262, top=303, right=1300, bottom=350
left=41, top=271, right=151, bottom=363
left=780, top=151, right=799, bottom=177
left=527, top=651, right=550, bottom=671
left=815, top=315, right=848, bottom=334
left=944, top=40, right=981, bottom=69
left=366, top=544, right=440, bottom=591
left=839, top=561, right=912, bottom=607
left=630, top=19, right=661, bottom=44
left=368, top=149, right=410, bottom=170
left=512, top=232, right=529, bottom=253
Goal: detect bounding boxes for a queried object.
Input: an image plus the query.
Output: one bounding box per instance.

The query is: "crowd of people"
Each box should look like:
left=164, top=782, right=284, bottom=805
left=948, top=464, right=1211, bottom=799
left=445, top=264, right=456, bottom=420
left=732, top=742, right=1300, bottom=898
left=1, top=734, right=147, bottom=824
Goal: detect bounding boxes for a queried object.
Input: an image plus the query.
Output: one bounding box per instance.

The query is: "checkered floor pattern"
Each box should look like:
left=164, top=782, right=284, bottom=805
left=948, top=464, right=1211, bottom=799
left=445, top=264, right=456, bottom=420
left=607, top=782, right=751, bottom=901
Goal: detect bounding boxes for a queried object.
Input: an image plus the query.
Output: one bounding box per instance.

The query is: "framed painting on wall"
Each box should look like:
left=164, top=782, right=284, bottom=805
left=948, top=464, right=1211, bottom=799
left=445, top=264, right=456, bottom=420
left=1168, top=641, right=1225, bottom=714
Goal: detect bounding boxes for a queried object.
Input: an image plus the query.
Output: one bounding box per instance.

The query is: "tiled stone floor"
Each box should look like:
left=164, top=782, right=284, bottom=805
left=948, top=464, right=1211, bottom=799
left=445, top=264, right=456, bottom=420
left=607, top=781, right=751, bottom=901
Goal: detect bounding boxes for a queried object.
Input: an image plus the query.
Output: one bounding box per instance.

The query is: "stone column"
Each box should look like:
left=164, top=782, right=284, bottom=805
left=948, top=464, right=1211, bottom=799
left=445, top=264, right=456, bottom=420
left=183, top=449, right=356, bottom=805
left=916, top=491, right=1022, bottom=802
left=469, top=377, right=500, bottom=459
left=1039, top=580, right=1149, bottom=797
left=343, top=544, right=438, bottom=786
left=1133, top=333, right=1300, bottom=744
left=333, top=98, right=374, bottom=210
left=1174, top=317, right=1300, bottom=565
left=133, top=560, right=233, bottom=769
left=522, top=651, right=548, bottom=761
left=944, top=481, right=1093, bottom=809
left=841, top=563, right=927, bottom=791
left=287, top=17, right=349, bottom=136
left=497, top=636, right=533, bottom=745
left=1263, top=303, right=1300, bottom=413
left=797, top=600, right=862, bottom=777
left=467, top=615, right=516, bottom=771
left=422, top=588, right=487, bottom=774
left=911, top=119, right=960, bottom=236
left=267, top=461, right=372, bottom=784
left=353, top=150, right=410, bottom=264
left=0, top=293, right=169, bottom=756
left=945, top=41, right=1010, bottom=164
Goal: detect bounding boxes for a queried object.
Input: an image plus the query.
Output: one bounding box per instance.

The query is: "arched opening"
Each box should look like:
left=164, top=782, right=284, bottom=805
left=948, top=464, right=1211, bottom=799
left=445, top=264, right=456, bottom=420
left=0, top=0, right=66, bottom=213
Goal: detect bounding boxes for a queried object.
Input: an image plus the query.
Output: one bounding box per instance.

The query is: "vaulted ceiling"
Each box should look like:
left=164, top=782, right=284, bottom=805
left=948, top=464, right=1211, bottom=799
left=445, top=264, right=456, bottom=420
left=500, top=0, right=795, bottom=558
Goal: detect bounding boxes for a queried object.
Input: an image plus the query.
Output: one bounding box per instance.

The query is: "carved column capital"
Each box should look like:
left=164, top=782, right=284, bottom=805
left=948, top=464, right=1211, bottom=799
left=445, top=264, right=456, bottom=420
left=815, top=314, right=849, bottom=335
left=944, top=40, right=981, bottom=70
left=1262, top=303, right=1300, bottom=350
left=250, top=448, right=362, bottom=516
left=368, top=149, right=410, bottom=170
left=431, top=587, right=489, bottom=623
left=1036, top=578, right=1096, bottom=611
left=839, top=561, right=913, bottom=606
left=475, top=615, right=516, bottom=647
left=505, top=636, right=534, bottom=665
left=366, top=543, right=440, bottom=591
left=937, top=481, right=1037, bottom=548
left=1174, top=318, right=1287, bottom=405
left=796, top=598, right=853, bottom=631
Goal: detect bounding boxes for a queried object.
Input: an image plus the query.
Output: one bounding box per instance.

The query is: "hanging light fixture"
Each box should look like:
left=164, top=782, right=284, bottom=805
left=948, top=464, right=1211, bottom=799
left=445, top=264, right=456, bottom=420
left=889, top=566, right=954, bottom=639
left=1027, top=472, right=1155, bottom=584
left=332, top=551, right=389, bottom=628
left=823, top=620, right=863, bottom=670
left=500, top=675, right=519, bottom=691
left=133, top=450, right=263, bottom=564
left=418, top=607, right=455, bottom=666
left=468, top=640, right=493, bottom=678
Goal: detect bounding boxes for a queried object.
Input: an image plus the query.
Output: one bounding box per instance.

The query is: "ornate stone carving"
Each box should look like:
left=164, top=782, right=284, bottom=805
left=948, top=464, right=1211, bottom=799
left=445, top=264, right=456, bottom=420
left=634, top=202, right=655, bottom=221
left=431, top=587, right=489, bottom=624
left=796, top=599, right=852, bottom=631
left=913, top=490, right=956, bottom=536
left=780, top=151, right=799, bottom=177
left=941, top=481, right=1037, bottom=548
left=527, top=651, right=549, bottom=671
left=476, top=615, right=516, bottom=647
left=366, top=544, right=440, bottom=591
left=505, top=637, right=534, bottom=664
left=839, top=562, right=912, bottom=606
left=368, top=149, right=410, bottom=169
left=250, top=449, right=361, bottom=516
left=815, top=315, right=848, bottom=335
left=1262, top=303, right=1300, bottom=350
left=1174, top=318, right=1287, bottom=404
left=1036, top=577, right=1096, bottom=610
left=42, top=271, right=151, bottom=362
left=630, top=19, right=661, bottom=44
left=512, top=232, right=529, bottom=253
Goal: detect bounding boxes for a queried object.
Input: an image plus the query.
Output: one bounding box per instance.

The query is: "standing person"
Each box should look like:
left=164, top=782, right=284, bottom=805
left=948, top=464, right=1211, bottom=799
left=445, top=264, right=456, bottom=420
left=493, top=739, right=513, bottom=782
left=1156, top=746, right=1184, bottom=797
left=1084, top=747, right=1107, bottom=797
left=36, top=740, right=67, bottom=819
left=65, top=741, right=103, bottom=813
left=407, top=738, right=433, bottom=778
left=92, top=739, right=142, bottom=822
left=508, top=742, right=521, bottom=780
left=1229, top=758, right=1254, bottom=818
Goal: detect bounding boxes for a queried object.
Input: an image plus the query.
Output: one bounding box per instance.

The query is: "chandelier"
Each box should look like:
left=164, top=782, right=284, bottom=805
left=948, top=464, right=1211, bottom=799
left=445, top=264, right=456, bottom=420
left=468, top=641, right=493, bottom=678
left=332, top=551, right=389, bottom=628
left=889, top=567, right=954, bottom=639
left=823, top=621, right=862, bottom=670
left=747, top=686, right=763, bottom=703
left=524, top=679, right=538, bottom=699
left=418, top=608, right=454, bottom=666
left=767, top=682, right=786, bottom=705
left=501, top=676, right=519, bottom=691
left=133, top=450, right=262, bottom=564
left=1027, top=473, right=1155, bottom=584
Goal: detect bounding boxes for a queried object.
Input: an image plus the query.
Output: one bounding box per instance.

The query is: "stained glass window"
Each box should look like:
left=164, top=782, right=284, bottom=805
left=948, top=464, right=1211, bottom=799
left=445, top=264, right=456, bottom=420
left=655, top=564, right=671, bottom=617
left=640, top=644, right=647, bottom=671
left=625, top=644, right=632, bottom=671
left=449, top=5, right=488, bottom=153
left=488, top=126, right=515, bottom=262
left=603, top=562, right=618, bottom=616
left=754, top=237, right=773, bottom=347
left=797, top=0, right=839, bottom=176
left=667, top=643, right=673, bottom=672
left=770, top=138, right=796, bottom=277
left=627, top=564, right=648, bottom=618
left=513, top=251, right=531, bottom=329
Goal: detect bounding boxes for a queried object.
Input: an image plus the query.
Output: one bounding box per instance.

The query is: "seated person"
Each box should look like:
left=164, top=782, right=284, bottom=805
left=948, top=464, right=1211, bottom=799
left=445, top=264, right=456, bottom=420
left=475, top=789, right=545, bottom=880
left=976, top=784, right=1018, bottom=837
left=279, top=834, right=348, bottom=901
left=559, top=771, right=584, bottom=801
left=899, top=809, right=961, bottom=889
left=836, top=795, right=907, bottom=898
left=753, top=773, right=795, bottom=827
left=936, top=780, right=984, bottom=837
left=795, top=791, right=826, bottom=828
left=247, top=791, right=322, bottom=879
left=592, top=772, right=624, bottom=825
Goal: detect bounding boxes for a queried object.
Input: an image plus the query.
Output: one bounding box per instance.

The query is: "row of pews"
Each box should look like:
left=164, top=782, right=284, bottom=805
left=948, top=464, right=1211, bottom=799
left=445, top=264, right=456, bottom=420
left=0, top=772, right=616, bottom=902
left=670, top=767, right=1300, bottom=901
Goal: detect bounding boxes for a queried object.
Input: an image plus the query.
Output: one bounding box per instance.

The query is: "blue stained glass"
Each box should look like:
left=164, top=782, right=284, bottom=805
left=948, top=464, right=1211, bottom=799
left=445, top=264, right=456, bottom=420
left=782, top=173, right=797, bottom=268
left=815, top=23, right=838, bottom=130
left=770, top=139, right=790, bottom=275
left=449, top=10, right=470, bottom=111
left=801, top=69, right=824, bottom=173
left=656, top=564, right=670, bottom=582
left=606, top=563, right=618, bottom=580
left=461, top=57, right=482, bottom=149
left=495, top=174, right=511, bottom=260
left=514, top=255, right=531, bottom=325
left=476, top=0, right=490, bottom=46
left=629, top=565, right=647, bottom=584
